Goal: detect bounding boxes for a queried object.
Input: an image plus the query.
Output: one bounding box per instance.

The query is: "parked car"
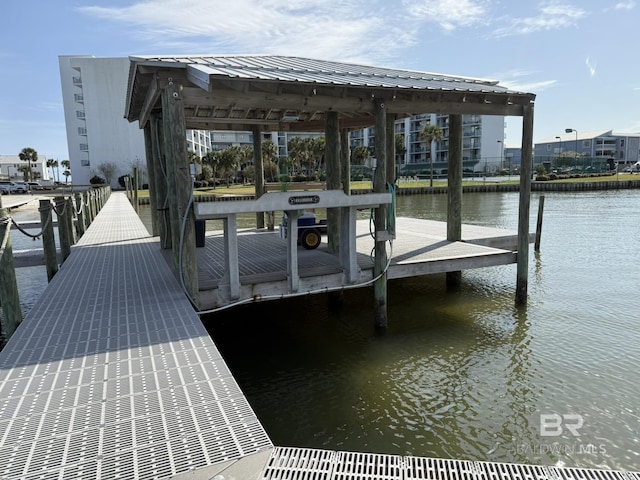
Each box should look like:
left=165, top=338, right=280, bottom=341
left=0, top=181, right=26, bottom=194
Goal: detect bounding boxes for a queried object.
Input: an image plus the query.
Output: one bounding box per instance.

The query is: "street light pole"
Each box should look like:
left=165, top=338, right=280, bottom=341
left=565, top=128, right=578, bottom=171
left=497, top=140, right=503, bottom=171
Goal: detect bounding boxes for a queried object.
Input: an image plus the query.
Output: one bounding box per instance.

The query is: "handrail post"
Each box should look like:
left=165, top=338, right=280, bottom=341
left=75, top=192, right=86, bottom=237
left=0, top=201, right=22, bottom=339
left=39, top=199, right=59, bottom=281
left=55, top=196, right=71, bottom=262
left=65, top=197, right=76, bottom=245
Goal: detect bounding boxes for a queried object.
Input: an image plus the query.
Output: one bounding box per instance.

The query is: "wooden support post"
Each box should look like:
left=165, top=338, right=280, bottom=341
left=75, top=193, right=85, bottom=237
left=516, top=105, right=534, bottom=305
left=39, top=199, right=59, bottom=282
left=151, top=115, right=171, bottom=248
left=65, top=197, right=76, bottom=246
left=161, top=81, right=199, bottom=306
left=55, top=196, right=71, bottom=262
left=0, top=200, right=22, bottom=339
left=340, top=129, right=351, bottom=195
left=534, top=195, right=545, bottom=252
left=221, top=215, right=240, bottom=300
left=285, top=210, right=300, bottom=293
left=386, top=114, right=396, bottom=184
left=144, top=122, right=159, bottom=236
left=447, top=114, right=463, bottom=288
left=325, top=111, right=341, bottom=254
left=252, top=126, right=265, bottom=229
left=373, top=98, right=388, bottom=329
left=133, top=167, right=139, bottom=214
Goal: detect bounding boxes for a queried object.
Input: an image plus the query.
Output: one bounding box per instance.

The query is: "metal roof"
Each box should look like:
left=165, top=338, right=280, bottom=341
left=125, top=54, right=536, bottom=131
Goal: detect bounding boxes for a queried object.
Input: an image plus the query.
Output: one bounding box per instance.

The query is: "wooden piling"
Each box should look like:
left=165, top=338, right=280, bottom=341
left=516, top=105, right=534, bottom=305
left=133, top=167, right=139, bottom=214
left=373, top=99, right=388, bottom=329
left=446, top=114, right=463, bottom=287
left=75, top=193, right=86, bottom=237
left=0, top=199, right=22, bottom=339
left=253, top=126, right=265, bottom=229
left=65, top=197, right=76, bottom=246
left=162, top=81, right=199, bottom=306
left=55, top=196, right=71, bottom=262
left=143, top=121, right=159, bottom=236
left=39, top=199, right=59, bottom=282
left=151, top=114, right=171, bottom=248
left=534, top=195, right=545, bottom=252
left=325, top=111, right=341, bottom=254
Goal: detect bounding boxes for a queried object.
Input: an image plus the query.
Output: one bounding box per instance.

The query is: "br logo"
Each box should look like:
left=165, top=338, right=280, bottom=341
left=540, top=413, right=584, bottom=437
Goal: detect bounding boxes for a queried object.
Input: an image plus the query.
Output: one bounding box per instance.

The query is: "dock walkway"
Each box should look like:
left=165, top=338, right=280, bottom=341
left=1, top=192, right=637, bottom=479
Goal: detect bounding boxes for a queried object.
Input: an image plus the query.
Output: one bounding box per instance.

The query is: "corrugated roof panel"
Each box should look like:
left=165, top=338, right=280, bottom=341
left=133, top=55, right=520, bottom=94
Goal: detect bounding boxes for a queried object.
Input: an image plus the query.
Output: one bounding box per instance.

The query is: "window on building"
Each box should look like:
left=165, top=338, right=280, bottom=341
left=81, top=160, right=90, bottom=166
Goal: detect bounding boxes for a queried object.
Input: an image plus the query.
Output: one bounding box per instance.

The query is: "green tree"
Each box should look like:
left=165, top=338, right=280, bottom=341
left=61, top=160, right=71, bottom=184
left=351, top=145, right=371, bottom=166
left=419, top=124, right=445, bottom=187
left=217, top=147, right=242, bottom=186
left=96, top=162, right=118, bottom=187
left=395, top=134, right=406, bottom=165
left=46, top=158, right=59, bottom=182
left=262, top=139, right=279, bottom=181
left=202, top=151, right=220, bottom=188
left=18, top=147, right=38, bottom=182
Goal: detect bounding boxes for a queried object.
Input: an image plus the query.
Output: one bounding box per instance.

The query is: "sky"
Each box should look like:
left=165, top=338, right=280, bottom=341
left=1, top=0, right=639, bottom=161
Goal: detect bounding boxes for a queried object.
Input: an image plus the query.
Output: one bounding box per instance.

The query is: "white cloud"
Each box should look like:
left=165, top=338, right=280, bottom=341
left=585, top=56, right=596, bottom=77
left=614, top=1, right=635, bottom=9
left=78, top=0, right=419, bottom=64
left=493, top=2, right=587, bottom=37
left=403, top=0, right=488, bottom=31
left=495, top=70, right=557, bottom=93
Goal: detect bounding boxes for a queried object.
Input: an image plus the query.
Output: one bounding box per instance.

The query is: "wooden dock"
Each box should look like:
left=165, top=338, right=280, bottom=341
left=2, top=192, right=637, bottom=479
left=195, top=216, right=532, bottom=311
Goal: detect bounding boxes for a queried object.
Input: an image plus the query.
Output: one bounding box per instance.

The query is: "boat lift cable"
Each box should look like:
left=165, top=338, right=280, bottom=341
left=190, top=182, right=397, bottom=316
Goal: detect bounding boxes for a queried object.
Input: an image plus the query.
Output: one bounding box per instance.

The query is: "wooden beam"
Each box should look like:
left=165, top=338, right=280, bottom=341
left=138, top=74, right=161, bottom=129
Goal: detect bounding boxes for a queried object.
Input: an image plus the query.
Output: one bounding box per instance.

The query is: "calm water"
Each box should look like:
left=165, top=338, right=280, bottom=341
left=4, top=191, right=640, bottom=471
left=204, top=190, right=640, bottom=471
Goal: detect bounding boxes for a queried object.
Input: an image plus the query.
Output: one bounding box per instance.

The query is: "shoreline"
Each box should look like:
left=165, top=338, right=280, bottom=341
left=129, top=178, right=640, bottom=205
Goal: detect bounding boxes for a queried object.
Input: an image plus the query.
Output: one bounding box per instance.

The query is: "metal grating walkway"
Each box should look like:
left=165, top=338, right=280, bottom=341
left=260, top=447, right=637, bottom=480
left=0, top=193, right=272, bottom=479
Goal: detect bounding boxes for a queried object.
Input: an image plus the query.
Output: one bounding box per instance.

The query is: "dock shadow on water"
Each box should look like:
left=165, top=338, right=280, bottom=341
left=202, top=270, right=572, bottom=468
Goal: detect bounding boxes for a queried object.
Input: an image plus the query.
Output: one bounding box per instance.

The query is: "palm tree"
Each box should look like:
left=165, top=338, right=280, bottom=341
left=61, top=160, right=71, bottom=184
left=419, top=124, right=445, bottom=187
left=46, top=158, right=59, bottom=182
left=18, top=147, right=38, bottom=182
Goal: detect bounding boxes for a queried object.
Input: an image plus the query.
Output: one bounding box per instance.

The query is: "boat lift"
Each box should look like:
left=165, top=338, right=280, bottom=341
left=194, top=190, right=392, bottom=301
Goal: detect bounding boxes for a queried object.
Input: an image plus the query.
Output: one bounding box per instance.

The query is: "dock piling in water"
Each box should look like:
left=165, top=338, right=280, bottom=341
left=535, top=195, right=545, bottom=252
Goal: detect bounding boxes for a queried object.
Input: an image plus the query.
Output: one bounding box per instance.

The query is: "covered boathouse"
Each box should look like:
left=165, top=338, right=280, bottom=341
left=124, top=55, right=536, bottom=326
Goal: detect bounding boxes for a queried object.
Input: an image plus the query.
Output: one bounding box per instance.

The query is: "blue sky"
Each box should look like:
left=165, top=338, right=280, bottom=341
left=2, top=0, right=639, bottom=161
